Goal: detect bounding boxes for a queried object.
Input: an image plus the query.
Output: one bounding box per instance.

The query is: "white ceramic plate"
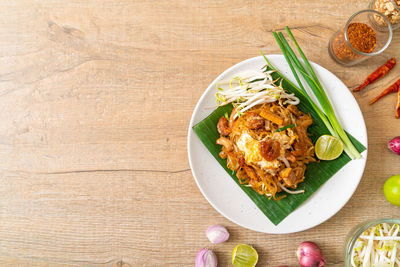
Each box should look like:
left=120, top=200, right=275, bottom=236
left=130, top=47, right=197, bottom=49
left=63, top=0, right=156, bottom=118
left=187, top=55, right=367, bottom=234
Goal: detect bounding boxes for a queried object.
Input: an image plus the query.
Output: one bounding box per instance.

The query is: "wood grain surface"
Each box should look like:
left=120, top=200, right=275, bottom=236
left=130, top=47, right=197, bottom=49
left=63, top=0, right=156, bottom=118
left=0, top=1, right=399, bottom=266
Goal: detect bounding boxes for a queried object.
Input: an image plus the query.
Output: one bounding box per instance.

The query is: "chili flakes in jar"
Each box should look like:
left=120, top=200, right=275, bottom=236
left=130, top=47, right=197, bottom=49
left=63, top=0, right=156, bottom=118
left=331, top=22, right=377, bottom=63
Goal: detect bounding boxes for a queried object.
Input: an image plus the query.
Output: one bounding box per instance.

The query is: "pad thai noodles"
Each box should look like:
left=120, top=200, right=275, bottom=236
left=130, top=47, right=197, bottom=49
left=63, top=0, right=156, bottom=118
left=215, top=70, right=316, bottom=200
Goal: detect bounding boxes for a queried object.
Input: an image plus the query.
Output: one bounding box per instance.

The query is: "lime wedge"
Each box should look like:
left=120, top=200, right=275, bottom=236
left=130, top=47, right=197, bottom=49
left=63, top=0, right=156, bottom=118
left=232, top=244, right=258, bottom=267
left=315, top=135, right=344, bottom=160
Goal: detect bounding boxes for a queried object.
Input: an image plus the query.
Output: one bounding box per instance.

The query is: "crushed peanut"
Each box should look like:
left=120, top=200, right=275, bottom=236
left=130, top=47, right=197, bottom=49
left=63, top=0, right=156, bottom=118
left=372, top=0, right=400, bottom=26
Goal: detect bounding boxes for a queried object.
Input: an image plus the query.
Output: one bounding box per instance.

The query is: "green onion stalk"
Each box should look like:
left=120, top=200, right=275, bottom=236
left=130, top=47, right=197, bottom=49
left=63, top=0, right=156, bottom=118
left=260, top=52, right=339, bottom=151
left=263, top=26, right=361, bottom=159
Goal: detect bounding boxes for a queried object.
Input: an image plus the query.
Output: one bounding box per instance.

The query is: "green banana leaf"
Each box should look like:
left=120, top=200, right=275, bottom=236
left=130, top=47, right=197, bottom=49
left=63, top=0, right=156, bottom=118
left=193, top=70, right=366, bottom=225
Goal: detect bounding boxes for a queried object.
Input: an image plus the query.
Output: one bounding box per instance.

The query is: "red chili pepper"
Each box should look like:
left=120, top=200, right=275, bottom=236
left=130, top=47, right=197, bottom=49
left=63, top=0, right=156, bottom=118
left=354, top=58, right=396, bottom=92
left=369, top=78, right=400, bottom=105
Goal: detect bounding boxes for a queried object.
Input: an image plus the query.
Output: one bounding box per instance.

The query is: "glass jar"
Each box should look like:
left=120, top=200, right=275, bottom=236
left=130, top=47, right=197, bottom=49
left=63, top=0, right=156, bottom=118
left=370, top=0, right=400, bottom=30
left=329, top=9, right=393, bottom=66
left=344, top=218, right=400, bottom=266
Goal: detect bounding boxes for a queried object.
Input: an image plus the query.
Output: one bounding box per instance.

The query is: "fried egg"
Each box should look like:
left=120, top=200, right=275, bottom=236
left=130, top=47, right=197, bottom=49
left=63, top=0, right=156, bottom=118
left=236, top=132, right=281, bottom=170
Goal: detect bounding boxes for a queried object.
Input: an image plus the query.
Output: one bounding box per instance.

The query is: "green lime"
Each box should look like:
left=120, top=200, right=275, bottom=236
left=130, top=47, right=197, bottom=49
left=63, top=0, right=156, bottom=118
left=315, top=135, right=344, bottom=160
left=232, top=244, right=258, bottom=267
left=383, top=175, right=400, bottom=207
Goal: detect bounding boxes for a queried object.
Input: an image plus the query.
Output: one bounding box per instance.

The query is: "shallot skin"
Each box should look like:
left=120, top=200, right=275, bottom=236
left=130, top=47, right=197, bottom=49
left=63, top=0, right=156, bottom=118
left=195, top=248, right=218, bottom=267
left=296, top=241, right=326, bottom=267
left=388, top=136, right=400, bottom=155
left=205, top=225, right=230, bottom=244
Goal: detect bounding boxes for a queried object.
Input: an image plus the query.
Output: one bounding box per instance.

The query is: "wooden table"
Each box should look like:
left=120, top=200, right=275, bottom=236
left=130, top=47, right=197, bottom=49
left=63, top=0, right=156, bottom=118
left=0, top=1, right=399, bottom=266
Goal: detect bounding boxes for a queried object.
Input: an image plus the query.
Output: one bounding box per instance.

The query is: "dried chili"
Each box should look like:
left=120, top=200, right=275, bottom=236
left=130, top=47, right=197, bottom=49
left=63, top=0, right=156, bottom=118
left=331, top=23, right=377, bottom=64
left=369, top=78, right=400, bottom=105
left=355, top=58, right=396, bottom=92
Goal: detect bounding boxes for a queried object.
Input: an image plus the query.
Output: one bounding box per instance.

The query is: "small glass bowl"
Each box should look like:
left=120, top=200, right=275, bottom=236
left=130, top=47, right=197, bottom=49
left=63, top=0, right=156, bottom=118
left=344, top=218, right=400, bottom=267
left=370, top=0, right=400, bottom=31
left=329, top=9, right=393, bottom=66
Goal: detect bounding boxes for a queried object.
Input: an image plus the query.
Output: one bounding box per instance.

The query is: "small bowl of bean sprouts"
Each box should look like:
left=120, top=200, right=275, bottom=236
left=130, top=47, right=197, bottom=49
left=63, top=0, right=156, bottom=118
left=345, top=218, right=400, bottom=267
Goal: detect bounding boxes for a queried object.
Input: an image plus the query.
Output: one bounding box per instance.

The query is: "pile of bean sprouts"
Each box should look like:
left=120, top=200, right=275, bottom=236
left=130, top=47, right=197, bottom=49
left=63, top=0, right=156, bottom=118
left=351, top=223, right=400, bottom=266
left=215, top=69, right=300, bottom=118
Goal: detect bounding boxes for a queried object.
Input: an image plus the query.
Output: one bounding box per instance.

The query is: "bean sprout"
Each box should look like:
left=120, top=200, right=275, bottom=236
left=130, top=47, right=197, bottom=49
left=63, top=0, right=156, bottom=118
left=351, top=223, right=400, bottom=266
left=279, top=183, right=305, bottom=195
left=216, top=69, right=300, bottom=118
left=278, top=156, right=291, bottom=168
